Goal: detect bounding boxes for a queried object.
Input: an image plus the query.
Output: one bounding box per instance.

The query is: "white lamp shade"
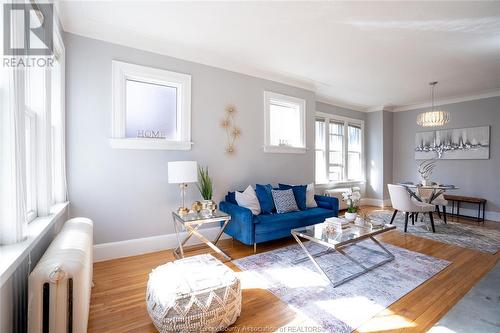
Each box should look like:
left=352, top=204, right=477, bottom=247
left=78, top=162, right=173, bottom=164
left=168, top=161, right=198, bottom=184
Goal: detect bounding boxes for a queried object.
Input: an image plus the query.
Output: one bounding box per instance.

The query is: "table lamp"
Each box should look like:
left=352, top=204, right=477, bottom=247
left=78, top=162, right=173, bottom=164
left=168, top=161, right=198, bottom=215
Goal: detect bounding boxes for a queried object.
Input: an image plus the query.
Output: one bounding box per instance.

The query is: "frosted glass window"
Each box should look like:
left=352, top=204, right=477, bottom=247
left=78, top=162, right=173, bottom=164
left=125, top=80, right=177, bottom=140
left=269, top=102, right=301, bottom=147
left=264, top=91, right=305, bottom=153
left=111, top=60, right=191, bottom=150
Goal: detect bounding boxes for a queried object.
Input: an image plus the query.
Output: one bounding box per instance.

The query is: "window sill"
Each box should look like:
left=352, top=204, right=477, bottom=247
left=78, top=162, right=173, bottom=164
left=263, top=145, right=307, bottom=154
left=109, top=138, right=193, bottom=150
left=0, top=202, right=69, bottom=287
left=316, top=180, right=366, bottom=189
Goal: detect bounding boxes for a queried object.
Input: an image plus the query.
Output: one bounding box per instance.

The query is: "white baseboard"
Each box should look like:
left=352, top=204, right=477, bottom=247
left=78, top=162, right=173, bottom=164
left=93, top=227, right=230, bottom=262
left=361, top=198, right=392, bottom=208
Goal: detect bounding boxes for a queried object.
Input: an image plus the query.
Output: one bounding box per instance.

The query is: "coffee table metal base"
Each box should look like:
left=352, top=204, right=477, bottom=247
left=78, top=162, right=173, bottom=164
left=292, top=233, right=395, bottom=288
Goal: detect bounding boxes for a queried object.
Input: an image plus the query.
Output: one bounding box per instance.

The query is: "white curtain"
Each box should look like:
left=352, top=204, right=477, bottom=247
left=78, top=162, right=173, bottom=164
left=0, top=67, right=28, bottom=245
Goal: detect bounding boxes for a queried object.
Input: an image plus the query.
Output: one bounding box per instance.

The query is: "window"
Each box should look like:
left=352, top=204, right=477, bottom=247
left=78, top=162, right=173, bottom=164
left=51, top=46, right=66, bottom=204
left=315, top=113, right=364, bottom=184
left=264, top=91, right=306, bottom=153
left=24, top=66, right=45, bottom=222
left=110, top=61, right=192, bottom=150
left=25, top=109, right=37, bottom=222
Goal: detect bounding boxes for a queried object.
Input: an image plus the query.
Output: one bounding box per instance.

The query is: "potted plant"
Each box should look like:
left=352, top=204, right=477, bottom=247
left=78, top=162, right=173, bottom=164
left=342, top=187, right=361, bottom=222
left=197, top=166, right=216, bottom=216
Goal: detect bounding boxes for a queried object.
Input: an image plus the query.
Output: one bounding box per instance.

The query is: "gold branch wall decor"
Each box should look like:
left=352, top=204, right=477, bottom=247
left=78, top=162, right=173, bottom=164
left=220, top=105, right=241, bottom=155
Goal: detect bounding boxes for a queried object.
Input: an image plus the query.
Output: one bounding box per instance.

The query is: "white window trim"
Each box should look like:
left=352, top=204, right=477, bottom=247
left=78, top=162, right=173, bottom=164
left=315, top=111, right=365, bottom=185
left=263, top=91, right=306, bottom=154
left=110, top=60, right=192, bottom=150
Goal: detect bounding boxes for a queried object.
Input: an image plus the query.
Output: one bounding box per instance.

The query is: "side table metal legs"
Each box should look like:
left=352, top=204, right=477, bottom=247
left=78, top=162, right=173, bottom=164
left=172, top=213, right=232, bottom=261
left=292, top=234, right=395, bottom=288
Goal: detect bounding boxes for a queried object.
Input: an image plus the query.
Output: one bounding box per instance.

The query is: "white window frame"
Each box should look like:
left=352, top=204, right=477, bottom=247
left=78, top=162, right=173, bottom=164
left=315, top=112, right=365, bottom=185
left=110, top=60, right=192, bottom=150
left=263, top=91, right=306, bottom=154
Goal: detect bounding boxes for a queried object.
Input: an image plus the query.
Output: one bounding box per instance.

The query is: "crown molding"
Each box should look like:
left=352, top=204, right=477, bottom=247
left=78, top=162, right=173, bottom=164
left=391, top=89, right=500, bottom=112
left=315, top=96, right=369, bottom=113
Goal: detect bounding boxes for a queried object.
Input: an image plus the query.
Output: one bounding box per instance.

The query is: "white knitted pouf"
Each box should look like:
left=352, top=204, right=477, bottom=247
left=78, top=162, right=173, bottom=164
left=146, top=254, right=241, bottom=333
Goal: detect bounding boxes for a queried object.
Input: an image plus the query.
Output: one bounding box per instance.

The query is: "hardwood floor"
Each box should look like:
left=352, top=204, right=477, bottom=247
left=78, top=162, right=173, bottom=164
left=88, top=207, right=499, bottom=333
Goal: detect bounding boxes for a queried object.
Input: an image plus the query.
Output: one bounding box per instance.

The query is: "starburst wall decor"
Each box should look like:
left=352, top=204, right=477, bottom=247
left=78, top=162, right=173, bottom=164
left=220, top=105, right=241, bottom=155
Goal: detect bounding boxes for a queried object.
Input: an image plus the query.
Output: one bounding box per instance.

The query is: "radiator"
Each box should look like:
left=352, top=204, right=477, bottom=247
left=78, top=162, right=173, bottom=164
left=28, top=217, right=93, bottom=333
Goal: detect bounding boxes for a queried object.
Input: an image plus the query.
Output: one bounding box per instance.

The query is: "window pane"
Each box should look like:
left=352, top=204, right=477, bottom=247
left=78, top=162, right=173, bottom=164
left=329, top=152, right=342, bottom=165
left=330, top=121, right=343, bottom=135
left=25, top=113, right=36, bottom=220
left=125, top=80, right=177, bottom=139
left=51, top=58, right=64, bottom=203
left=348, top=152, right=362, bottom=180
left=25, top=68, right=44, bottom=113
left=269, top=101, right=302, bottom=147
left=348, top=125, right=361, bottom=152
left=315, top=119, right=325, bottom=150
left=328, top=166, right=343, bottom=182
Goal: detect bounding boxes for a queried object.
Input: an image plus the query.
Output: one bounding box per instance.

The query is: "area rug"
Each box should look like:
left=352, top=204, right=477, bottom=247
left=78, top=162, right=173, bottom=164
left=369, top=211, right=500, bottom=254
left=233, top=241, right=449, bottom=333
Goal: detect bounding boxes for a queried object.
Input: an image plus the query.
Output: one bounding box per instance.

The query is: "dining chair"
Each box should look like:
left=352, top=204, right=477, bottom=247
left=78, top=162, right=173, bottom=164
left=417, top=188, right=448, bottom=224
left=388, top=184, right=437, bottom=232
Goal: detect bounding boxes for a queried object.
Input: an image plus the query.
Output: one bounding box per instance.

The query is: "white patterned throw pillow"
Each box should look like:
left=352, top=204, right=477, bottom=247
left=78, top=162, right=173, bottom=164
left=235, top=185, right=261, bottom=215
left=272, top=189, right=299, bottom=213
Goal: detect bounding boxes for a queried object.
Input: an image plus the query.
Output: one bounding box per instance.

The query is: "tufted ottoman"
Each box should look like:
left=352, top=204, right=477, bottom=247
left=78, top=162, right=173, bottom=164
left=146, top=254, right=241, bottom=332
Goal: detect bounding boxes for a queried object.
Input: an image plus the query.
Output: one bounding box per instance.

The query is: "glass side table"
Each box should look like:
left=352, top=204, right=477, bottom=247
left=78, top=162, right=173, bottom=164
left=172, top=210, right=232, bottom=262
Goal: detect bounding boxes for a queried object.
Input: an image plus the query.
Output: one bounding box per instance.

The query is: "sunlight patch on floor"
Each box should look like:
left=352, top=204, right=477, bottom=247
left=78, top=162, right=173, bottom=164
left=428, top=325, right=458, bottom=333
left=266, top=266, right=329, bottom=288
left=316, top=296, right=386, bottom=329
left=357, top=308, right=417, bottom=332
left=273, top=307, right=321, bottom=333
left=235, top=271, right=269, bottom=289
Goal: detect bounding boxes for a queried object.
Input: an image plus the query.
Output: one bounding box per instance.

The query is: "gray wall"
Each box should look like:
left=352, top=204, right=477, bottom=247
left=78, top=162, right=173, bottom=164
left=365, top=111, right=384, bottom=199
left=382, top=111, right=394, bottom=199
left=393, top=96, right=500, bottom=214
left=0, top=209, right=68, bottom=333
left=65, top=32, right=317, bottom=245
left=365, top=110, right=393, bottom=200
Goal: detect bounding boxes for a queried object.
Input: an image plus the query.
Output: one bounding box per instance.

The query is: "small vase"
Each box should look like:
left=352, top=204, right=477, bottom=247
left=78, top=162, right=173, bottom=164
left=200, top=199, right=216, bottom=218
left=345, top=212, right=357, bottom=222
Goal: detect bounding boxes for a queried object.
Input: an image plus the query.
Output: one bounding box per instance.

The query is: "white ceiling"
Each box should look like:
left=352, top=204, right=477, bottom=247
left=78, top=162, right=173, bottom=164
left=58, top=1, right=500, bottom=111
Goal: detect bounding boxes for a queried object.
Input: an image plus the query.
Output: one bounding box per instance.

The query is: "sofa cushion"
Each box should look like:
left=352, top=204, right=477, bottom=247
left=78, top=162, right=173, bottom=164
left=279, top=184, right=307, bottom=210
left=255, top=207, right=335, bottom=234
left=272, top=189, right=299, bottom=213
left=255, top=184, right=275, bottom=214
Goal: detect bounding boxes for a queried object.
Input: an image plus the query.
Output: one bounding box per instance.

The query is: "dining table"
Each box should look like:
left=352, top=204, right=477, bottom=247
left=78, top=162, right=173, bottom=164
left=397, top=183, right=459, bottom=204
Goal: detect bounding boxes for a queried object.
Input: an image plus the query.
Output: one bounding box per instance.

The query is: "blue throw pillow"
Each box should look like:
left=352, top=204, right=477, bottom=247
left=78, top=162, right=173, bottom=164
left=279, top=184, right=307, bottom=210
left=226, top=191, right=237, bottom=205
left=255, top=184, right=274, bottom=214
left=271, top=189, right=299, bottom=213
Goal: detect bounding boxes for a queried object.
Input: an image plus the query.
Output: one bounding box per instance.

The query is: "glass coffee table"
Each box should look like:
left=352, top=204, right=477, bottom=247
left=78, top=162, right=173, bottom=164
left=291, top=222, right=396, bottom=287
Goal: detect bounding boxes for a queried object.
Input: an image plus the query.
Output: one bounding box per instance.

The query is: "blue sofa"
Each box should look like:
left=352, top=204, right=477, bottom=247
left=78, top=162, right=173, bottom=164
left=219, top=193, right=338, bottom=249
